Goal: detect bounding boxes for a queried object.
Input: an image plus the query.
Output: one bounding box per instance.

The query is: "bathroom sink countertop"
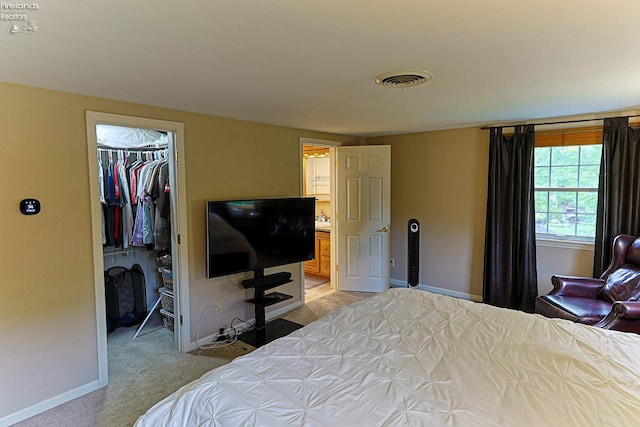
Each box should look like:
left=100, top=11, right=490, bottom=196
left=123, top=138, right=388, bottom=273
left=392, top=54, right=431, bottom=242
left=315, top=221, right=331, bottom=232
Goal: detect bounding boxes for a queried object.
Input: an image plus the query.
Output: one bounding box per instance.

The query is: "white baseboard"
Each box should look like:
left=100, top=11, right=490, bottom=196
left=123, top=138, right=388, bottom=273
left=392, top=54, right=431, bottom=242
left=390, top=279, right=482, bottom=302
left=0, top=380, right=102, bottom=427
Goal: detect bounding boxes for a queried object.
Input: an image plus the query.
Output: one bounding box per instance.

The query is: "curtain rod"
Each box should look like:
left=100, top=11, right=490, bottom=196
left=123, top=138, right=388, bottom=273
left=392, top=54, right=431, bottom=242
left=480, top=114, right=640, bottom=130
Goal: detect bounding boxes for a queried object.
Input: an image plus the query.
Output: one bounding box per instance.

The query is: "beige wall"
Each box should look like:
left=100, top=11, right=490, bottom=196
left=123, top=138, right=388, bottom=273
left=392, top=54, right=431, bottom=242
left=368, top=127, right=489, bottom=298
left=367, top=128, right=596, bottom=300
left=0, top=82, right=357, bottom=421
left=536, top=244, right=594, bottom=294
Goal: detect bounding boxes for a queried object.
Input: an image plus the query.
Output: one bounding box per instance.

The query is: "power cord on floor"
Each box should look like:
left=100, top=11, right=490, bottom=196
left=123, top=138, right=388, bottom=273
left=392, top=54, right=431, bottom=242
left=195, top=304, right=238, bottom=350
left=230, top=316, right=253, bottom=336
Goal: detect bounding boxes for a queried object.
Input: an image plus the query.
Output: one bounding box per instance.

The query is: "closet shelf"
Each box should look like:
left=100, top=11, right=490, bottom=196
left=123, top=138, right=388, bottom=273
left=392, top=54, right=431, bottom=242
left=98, top=145, right=168, bottom=152
left=103, top=248, right=134, bottom=256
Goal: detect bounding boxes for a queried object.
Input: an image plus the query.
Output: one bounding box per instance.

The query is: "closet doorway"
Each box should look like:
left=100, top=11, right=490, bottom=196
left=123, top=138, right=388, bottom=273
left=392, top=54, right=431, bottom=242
left=299, top=137, right=340, bottom=301
left=86, top=112, right=190, bottom=387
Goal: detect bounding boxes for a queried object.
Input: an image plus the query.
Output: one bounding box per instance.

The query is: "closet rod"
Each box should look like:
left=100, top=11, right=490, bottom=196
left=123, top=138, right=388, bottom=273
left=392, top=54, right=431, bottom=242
left=98, top=146, right=168, bottom=152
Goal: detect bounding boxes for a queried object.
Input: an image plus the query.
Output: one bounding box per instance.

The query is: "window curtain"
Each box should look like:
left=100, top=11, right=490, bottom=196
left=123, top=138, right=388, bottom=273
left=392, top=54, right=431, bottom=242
left=483, top=125, right=538, bottom=312
left=593, top=117, right=640, bottom=276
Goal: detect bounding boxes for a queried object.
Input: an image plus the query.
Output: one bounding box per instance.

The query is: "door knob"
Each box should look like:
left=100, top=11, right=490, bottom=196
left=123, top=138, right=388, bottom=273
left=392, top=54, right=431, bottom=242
left=377, top=226, right=390, bottom=232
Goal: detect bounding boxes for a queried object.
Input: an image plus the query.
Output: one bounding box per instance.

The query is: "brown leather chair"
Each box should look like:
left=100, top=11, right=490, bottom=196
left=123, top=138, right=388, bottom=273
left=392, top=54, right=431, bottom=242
left=536, top=234, right=640, bottom=334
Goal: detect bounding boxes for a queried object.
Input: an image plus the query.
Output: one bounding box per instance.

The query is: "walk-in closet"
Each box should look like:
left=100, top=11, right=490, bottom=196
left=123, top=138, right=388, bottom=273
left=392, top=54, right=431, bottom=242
left=96, top=124, right=177, bottom=355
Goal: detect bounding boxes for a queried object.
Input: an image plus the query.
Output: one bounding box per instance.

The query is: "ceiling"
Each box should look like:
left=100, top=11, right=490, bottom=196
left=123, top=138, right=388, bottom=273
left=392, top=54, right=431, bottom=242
left=3, top=1, right=640, bottom=137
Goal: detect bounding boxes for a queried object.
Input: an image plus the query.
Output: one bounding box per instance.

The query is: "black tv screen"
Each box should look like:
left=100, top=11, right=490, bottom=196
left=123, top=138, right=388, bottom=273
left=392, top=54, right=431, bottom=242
left=206, top=197, right=316, bottom=278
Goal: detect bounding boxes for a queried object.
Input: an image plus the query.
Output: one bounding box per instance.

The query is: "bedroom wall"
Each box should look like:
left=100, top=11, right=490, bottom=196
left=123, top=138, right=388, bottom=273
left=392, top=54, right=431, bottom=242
left=367, top=127, right=489, bottom=299
left=536, top=243, right=594, bottom=294
left=0, top=81, right=357, bottom=423
left=368, top=128, right=598, bottom=300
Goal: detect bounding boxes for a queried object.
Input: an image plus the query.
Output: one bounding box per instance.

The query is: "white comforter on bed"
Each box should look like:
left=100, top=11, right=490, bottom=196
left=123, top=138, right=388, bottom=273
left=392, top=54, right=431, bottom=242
left=135, top=288, right=640, bottom=426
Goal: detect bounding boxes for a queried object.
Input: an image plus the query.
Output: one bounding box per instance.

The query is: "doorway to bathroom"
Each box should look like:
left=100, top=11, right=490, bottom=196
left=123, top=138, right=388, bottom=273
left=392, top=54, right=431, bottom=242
left=300, top=137, right=339, bottom=302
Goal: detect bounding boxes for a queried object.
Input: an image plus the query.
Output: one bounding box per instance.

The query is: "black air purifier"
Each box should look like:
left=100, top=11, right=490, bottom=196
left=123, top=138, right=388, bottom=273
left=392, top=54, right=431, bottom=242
left=407, top=218, right=420, bottom=288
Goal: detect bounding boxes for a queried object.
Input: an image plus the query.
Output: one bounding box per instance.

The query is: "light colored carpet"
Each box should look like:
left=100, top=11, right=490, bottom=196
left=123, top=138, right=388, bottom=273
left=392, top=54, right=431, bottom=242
left=285, top=288, right=367, bottom=325
left=14, top=287, right=372, bottom=427
left=304, top=275, right=327, bottom=289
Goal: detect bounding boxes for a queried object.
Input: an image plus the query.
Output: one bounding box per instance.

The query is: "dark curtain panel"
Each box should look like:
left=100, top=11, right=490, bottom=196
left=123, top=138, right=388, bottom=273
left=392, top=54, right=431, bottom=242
left=483, top=125, right=538, bottom=312
left=593, top=117, right=640, bottom=276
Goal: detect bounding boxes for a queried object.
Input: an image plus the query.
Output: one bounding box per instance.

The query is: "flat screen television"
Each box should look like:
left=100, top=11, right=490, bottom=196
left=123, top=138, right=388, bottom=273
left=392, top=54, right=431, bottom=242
left=206, top=197, right=316, bottom=278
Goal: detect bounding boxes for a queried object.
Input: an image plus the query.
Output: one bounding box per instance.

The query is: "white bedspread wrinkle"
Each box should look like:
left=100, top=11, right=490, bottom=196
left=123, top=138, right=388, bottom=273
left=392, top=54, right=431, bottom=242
left=135, top=288, right=640, bottom=426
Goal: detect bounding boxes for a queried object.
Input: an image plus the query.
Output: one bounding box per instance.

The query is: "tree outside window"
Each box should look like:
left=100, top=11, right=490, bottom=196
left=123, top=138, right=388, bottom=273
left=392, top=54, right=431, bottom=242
left=534, top=144, right=601, bottom=240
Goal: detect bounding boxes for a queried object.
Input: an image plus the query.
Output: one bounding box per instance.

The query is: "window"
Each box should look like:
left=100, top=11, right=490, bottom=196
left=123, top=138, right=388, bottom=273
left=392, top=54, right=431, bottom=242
left=534, top=127, right=602, bottom=241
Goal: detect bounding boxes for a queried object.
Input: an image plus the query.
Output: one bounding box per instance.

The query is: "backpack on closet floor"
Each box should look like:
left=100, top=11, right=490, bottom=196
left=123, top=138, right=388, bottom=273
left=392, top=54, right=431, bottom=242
left=104, top=264, right=147, bottom=333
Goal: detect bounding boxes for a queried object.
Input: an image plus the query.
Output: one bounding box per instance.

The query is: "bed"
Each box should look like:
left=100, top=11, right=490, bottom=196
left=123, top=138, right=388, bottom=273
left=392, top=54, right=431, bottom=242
left=135, top=288, right=640, bottom=426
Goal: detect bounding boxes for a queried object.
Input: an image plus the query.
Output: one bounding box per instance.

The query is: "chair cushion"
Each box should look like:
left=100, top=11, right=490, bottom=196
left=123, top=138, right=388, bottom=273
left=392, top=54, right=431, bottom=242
left=599, top=265, right=640, bottom=303
left=536, top=295, right=613, bottom=325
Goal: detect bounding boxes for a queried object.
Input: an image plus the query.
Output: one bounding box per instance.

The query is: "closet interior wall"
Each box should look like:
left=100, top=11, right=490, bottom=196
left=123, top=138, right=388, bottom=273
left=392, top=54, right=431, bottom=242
left=99, top=146, right=171, bottom=315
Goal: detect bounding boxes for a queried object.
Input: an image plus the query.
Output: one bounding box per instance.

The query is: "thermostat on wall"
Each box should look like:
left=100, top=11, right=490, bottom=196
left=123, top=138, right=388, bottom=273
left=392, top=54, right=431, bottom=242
left=20, top=199, right=41, bottom=215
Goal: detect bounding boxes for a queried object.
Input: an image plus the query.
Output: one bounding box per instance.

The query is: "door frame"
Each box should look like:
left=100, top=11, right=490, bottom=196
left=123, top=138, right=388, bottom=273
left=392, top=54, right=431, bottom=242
left=85, top=111, right=191, bottom=387
left=299, top=137, right=341, bottom=296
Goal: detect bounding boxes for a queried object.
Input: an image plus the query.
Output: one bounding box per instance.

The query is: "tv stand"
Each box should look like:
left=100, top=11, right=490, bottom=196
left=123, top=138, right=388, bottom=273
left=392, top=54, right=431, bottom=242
left=238, top=270, right=303, bottom=347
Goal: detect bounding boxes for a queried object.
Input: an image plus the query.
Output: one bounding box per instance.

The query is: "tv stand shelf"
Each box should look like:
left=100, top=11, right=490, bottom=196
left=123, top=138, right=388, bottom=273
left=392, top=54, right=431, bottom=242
left=248, top=291, right=292, bottom=307
left=239, top=271, right=302, bottom=347
left=237, top=318, right=302, bottom=348
left=241, top=271, right=292, bottom=290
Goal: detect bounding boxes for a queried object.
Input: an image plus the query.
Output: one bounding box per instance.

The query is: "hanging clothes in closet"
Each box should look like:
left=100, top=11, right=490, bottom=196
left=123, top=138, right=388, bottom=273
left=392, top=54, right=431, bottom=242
left=99, top=147, right=171, bottom=252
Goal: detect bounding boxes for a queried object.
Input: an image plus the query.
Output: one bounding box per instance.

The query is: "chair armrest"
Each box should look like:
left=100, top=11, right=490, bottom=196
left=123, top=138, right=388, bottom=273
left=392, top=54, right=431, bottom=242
left=610, top=301, right=640, bottom=319
left=593, top=301, right=640, bottom=332
left=549, top=275, right=605, bottom=298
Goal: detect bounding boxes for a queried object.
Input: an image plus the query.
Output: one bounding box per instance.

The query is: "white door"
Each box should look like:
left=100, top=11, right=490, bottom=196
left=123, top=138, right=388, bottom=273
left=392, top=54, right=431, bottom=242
left=336, top=145, right=391, bottom=292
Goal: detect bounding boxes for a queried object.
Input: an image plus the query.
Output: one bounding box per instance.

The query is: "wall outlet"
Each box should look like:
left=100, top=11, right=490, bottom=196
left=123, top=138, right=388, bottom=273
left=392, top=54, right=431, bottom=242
left=214, top=303, right=222, bottom=314
left=390, top=258, right=395, bottom=267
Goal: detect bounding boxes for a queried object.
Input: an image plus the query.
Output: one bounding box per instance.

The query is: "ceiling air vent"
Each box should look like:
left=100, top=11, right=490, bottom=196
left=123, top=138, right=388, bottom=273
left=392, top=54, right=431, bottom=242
left=374, top=70, right=432, bottom=88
